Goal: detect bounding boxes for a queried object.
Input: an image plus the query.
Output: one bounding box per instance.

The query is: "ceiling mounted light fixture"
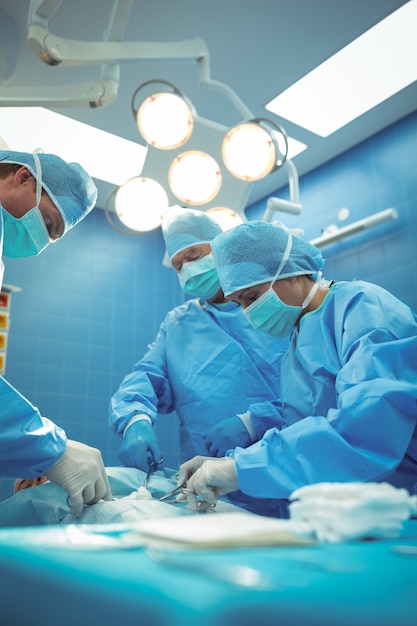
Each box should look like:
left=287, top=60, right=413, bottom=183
left=16, top=2, right=304, bottom=234
left=169, top=150, right=222, bottom=205
left=206, top=207, right=244, bottom=231
left=132, top=80, right=194, bottom=150
left=105, top=176, right=169, bottom=234
left=222, top=118, right=288, bottom=181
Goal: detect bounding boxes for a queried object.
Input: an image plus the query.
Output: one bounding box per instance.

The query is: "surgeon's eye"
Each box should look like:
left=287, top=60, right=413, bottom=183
left=44, top=218, right=55, bottom=239
left=42, top=214, right=56, bottom=239
left=246, top=293, right=259, bottom=305
left=184, top=253, right=200, bottom=264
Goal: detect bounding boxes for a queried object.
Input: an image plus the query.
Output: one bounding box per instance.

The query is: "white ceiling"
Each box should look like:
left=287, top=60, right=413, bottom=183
left=1, top=0, right=416, bottom=210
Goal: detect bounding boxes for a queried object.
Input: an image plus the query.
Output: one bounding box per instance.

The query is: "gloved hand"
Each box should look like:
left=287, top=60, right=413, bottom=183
left=176, top=455, right=213, bottom=487
left=181, top=457, right=239, bottom=512
left=119, top=419, right=162, bottom=471
left=44, top=439, right=112, bottom=517
left=205, top=415, right=254, bottom=456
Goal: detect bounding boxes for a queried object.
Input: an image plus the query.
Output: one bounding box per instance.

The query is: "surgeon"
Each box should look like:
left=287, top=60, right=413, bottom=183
left=177, top=220, right=417, bottom=514
left=0, top=150, right=112, bottom=516
left=109, top=207, right=289, bottom=516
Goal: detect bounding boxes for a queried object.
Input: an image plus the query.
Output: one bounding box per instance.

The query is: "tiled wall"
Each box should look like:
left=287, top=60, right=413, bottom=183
left=1, top=109, right=416, bottom=502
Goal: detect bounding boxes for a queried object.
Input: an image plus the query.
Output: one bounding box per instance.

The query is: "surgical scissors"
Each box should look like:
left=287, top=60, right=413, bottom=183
left=143, top=457, right=164, bottom=489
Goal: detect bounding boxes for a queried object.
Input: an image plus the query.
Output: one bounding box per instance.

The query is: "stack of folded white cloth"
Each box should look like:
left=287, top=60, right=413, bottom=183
left=288, top=482, right=417, bottom=542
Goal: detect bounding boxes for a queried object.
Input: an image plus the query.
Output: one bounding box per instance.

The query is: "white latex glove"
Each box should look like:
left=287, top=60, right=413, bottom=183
left=180, top=457, right=239, bottom=512
left=176, top=455, right=214, bottom=487
left=45, top=439, right=112, bottom=516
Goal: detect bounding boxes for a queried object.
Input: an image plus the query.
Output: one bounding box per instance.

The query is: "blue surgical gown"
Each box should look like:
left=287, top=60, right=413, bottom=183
left=234, top=281, right=417, bottom=502
left=0, top=209, right=67, bottom=478
left=109, top=299, right=289, bottom=515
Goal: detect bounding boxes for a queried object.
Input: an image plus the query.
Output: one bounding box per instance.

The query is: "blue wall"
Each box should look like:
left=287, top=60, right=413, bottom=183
left=1, top=109, right=416, bottom=501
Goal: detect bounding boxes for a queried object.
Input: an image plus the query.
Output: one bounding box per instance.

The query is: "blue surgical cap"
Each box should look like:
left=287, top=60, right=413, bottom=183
left=211, top=220, right=325, bottom=297
left=162, top=206, right=222, bottom=263
left=0, top=151, right=97, bottom=234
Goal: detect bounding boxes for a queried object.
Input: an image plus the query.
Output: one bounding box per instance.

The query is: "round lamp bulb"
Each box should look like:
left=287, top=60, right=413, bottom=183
left=115, top=177, right=168, bottom=231
left=206, top=207, right=244, bottom=231
left=137, top=92, right=193, bottom=149
left=222, top=123, right=276, bottom=181
left=169, top=151, right=222, bottom=205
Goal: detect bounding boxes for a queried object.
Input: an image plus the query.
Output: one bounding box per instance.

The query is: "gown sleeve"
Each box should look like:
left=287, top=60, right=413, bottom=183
left=235, top=283, right=417, bottom=499
left=109, top=315, right=174, bottom=436
left=0, top=376, right=67, bottom=478
left=1, top=220, right=66, bottom=477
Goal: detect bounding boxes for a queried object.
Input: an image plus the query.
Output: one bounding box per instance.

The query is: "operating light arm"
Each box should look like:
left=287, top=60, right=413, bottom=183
left=23, top=0, right=254, bottom=119
left=263, top=159, right=302, bottom=221
left=28, top=25, right=210, bottom=67
left=27, top=0, right=63, bottom=28
left=0, top=0, right=135, bottom=107
left=0, top=81, right=118, bottom=108
left=197, top=55, right=253, bottom=120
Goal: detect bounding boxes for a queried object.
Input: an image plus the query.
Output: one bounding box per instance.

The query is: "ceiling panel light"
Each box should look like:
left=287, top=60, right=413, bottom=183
left=0, top=107, right=146, bottom=186
left=115, top=177, right=168, bottom=231
left=169, top=151, right=222, bottom=205
left=265, top=0, right=417, bottom=136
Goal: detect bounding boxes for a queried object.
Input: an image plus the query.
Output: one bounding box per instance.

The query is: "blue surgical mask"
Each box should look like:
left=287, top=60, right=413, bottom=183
left=178, top=253, right=221, bottom=299
left=1, top=150, right=51, bottom=259
left=242, top=288, right=300, bottom=339
left=243, top=280, right=321, bottom=339
left=1, top=206, right=51, bottom=258
left=242, top=230, right=321, bottom=339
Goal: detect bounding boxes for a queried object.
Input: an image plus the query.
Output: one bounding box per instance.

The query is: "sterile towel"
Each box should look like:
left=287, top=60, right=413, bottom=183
left=288, top=481, right=417, bottom=542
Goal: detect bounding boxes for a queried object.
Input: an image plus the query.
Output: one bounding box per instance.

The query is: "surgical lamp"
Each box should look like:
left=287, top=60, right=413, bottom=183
left=104, top=177, right=169, bottom=234
left=132, top=80, right=195, bottom=151
left=169, top=151, right=222, bottom=205
left=222, top=118, right=288, bottom=182
left=130, top=81, right=223, bottom=209
left=1, top=0, right=301, bottom=233
left=114, top=80, right=291, bottom=231
left=206, top=207, right=244, bottom=230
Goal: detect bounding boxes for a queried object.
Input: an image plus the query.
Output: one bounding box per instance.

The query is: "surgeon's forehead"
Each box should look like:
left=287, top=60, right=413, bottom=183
left=172, top=243, right=210, bottom=266
left=173, top=245, right=199, bottom=259
left=231, top=282, right=270, bottom=301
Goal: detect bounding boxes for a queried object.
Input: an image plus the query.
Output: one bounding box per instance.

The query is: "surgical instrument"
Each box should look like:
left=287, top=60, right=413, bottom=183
left=143, top=457, right=164, bottom=489
left=159, top=484, right=216, bottom=510
left=158, top=483, right=187, bottom=503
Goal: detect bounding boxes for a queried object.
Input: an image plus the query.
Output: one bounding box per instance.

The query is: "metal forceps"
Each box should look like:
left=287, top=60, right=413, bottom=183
left=143, top=457, right=164, bottom=489
left=158, top=482, right=187, bottom=503
left=159, top=483, right=216, bottom=509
